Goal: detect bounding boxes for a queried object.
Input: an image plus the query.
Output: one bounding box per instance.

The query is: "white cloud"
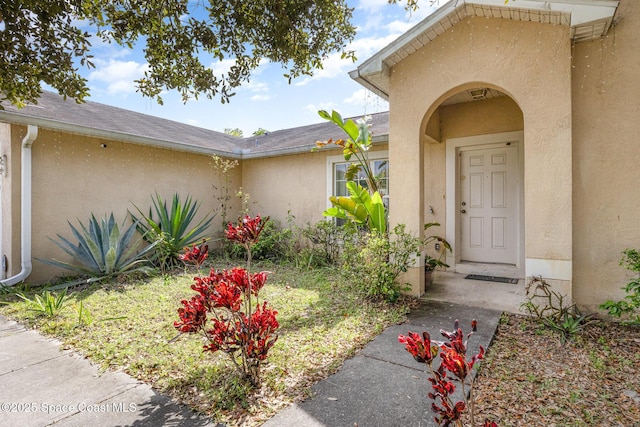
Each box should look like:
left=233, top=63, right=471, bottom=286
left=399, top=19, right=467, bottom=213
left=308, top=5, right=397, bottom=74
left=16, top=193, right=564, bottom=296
left=208, top=58, right=236, bottom=77
left=305, top=102, right=338, bottom=114
left=88, top=59, right=149, bottom=96
left=251, top=94, right=271, bottom=101
left=294, top=32, right=402, bottom=87
left=343, top=88, right=368, bottom=105
left=343, top=89, right=389, bottom=112
left=209, top=58, right=270, bottom=78
left=356, top=0, right=398, bottom=13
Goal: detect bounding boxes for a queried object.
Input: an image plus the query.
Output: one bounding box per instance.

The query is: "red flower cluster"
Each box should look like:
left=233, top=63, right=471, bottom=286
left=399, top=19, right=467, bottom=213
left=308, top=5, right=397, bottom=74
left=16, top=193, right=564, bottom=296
left=175, top=216, right=278, bottom=387
left=225, top=215, right=269, bottom=246
left=429, top=366, right=466, bottom=426
left=175, top=295, right=207, bottom=333
left=179, top=240, right=209, bottom=267
left=398, top=331, right=438, bottom=364
left=398, top=319, right=494, bottom=427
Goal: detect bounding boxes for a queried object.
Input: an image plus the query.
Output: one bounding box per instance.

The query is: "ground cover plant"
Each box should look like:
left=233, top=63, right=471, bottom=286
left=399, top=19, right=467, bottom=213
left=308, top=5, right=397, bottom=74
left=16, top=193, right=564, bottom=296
left=0, top=259, right=410, bottom=426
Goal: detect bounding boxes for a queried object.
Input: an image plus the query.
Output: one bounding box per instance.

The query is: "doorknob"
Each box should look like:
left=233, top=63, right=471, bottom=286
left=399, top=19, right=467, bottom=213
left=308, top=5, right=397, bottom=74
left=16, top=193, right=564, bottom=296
left=461, top=210, right=466, bottom=214
left=461, top=202, right=466, bottom=206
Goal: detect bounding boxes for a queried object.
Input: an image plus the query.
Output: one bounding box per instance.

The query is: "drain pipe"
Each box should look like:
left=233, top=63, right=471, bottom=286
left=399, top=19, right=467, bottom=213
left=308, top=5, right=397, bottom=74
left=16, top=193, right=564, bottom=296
left=0, top=125, right=38, bottom=287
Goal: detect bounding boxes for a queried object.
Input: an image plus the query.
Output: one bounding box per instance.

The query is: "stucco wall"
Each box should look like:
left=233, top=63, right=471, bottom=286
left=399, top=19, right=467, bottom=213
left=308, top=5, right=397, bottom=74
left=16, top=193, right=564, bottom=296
left=241, top=153, right=326, bottom=227
left=241, top=145, right=389, bottom=228
left=0, top=123, right=20, bottom=280
left=572, top=0, right=640, bottom=309
left=389, top=16, right=573, bottom=295
left=5, top=126, right=241, bottom=283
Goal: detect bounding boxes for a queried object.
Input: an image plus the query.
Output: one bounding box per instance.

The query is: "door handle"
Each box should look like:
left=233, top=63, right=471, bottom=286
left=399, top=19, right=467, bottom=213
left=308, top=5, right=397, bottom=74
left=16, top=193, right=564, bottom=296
left=461, top=210, right=466, bottom=214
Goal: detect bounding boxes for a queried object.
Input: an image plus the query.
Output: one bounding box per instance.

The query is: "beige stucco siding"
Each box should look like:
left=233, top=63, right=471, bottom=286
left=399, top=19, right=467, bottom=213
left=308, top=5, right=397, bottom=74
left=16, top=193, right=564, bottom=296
left=241, top=153, right=325, bottom=226
left=388, top=16, right=573, bottom=295
left=572, top=0, right=640, bottom=309
left=4, top=126, right=241, bottom=283
left=242, top=146, right=388, bottom=227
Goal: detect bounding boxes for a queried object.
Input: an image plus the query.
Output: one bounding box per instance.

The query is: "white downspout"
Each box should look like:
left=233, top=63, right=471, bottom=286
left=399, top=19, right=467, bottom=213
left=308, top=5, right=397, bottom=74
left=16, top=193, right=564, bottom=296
left=0, top=125, right=38, bottom=287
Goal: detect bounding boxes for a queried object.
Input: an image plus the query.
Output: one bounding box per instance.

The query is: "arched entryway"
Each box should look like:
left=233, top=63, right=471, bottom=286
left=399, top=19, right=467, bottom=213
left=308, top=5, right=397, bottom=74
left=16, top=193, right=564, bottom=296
left=421, top=85, right=525, bottom=280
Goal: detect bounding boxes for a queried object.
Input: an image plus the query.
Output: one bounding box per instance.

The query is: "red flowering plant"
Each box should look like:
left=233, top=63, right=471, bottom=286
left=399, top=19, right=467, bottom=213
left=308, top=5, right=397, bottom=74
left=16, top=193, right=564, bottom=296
left=174, top=215, right=278, bottom=387
left=179, top=239, right=209, bottom=268
left=398, top=319, right=496, bottom=427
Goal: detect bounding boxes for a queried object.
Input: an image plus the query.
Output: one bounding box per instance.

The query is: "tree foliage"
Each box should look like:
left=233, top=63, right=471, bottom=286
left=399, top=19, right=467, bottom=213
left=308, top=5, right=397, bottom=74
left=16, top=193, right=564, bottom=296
left=1, top=0, right=356, bottom=107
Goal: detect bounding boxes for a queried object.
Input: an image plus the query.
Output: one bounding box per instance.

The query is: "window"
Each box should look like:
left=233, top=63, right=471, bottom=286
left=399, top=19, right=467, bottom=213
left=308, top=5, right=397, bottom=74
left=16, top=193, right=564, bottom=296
left=327, top=152, right=390, bottom=222
left=334, top=159, right=389, bottom=197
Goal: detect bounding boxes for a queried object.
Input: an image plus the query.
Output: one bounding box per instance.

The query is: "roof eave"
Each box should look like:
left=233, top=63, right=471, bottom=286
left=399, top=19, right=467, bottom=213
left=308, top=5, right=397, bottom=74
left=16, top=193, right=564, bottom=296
left=0, top=110, right=242, bottom=159
left=240, top=134, right=390, bottom=159
left=350, top=0, right=619, bottom=96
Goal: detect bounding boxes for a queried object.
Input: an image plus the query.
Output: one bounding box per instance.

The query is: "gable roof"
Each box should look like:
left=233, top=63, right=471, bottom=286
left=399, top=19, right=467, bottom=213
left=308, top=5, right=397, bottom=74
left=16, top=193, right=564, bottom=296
left=0, top=92, right=389, bottom=158
left=350, top=0, right=619, bottom=99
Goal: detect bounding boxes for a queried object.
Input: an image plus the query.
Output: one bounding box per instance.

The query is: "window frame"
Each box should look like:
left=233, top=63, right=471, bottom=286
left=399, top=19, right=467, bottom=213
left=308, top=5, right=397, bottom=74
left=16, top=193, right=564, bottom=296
left=326, top=151, right=389, bottom=211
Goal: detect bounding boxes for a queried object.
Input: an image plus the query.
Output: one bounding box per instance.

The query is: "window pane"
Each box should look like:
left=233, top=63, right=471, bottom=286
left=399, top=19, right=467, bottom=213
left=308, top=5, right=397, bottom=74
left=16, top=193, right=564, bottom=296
left=373, top=160, right=388, bottom=179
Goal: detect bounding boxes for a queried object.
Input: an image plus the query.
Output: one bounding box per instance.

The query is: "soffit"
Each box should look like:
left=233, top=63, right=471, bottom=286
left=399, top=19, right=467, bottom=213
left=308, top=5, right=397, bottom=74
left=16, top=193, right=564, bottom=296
left=350, top=0, right=620, bottom=100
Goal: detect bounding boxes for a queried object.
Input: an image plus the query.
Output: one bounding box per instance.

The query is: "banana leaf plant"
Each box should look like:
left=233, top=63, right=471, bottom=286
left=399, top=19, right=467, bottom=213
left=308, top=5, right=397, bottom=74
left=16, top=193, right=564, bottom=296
left=324, top=181, right=386, bottom=234
left=314, top=110, right=380, bottom=194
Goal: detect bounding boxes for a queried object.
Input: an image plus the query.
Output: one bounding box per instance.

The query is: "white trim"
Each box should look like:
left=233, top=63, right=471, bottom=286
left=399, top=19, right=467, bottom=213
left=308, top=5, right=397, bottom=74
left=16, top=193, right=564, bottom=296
left=526, top=258, right=572, bottom=281
left=445, top=131, right=525, bottom=276
left=325, top=151, right=389, bottom=211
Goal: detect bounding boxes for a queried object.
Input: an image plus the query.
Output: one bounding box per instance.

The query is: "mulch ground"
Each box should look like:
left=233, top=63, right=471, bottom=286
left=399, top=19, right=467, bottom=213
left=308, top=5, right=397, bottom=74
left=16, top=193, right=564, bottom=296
left=463, top=314, right=640, bottom=427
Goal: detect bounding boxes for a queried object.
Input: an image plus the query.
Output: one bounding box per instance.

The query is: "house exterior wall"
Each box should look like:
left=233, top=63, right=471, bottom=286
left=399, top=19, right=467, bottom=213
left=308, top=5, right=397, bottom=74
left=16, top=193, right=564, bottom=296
left=2, top=125, right=241, bottom=284
left=388, top=16, right=573, bottom=296
left=242, top=145, right=389, bottom=228
left=572, top=0, right=640, bottom=310
left=0, top=123, right=21, bottom=280
left=241, top=152, right=327, bottom=227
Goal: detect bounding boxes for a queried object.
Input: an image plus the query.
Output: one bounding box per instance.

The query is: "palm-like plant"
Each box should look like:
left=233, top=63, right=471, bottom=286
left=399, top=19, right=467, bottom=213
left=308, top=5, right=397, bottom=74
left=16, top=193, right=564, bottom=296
left=132, top=193, right=214, bottom=269
left=41, top=213, right=157, bottom=282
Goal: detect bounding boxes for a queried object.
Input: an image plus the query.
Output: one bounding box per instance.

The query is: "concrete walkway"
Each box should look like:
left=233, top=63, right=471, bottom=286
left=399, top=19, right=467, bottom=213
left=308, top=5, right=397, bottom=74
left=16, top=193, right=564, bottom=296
left=1, top=299, right=502, bottom=427
left=0, top=315, right=216, bottom=427
left=264, top=300, right=502, bottom=427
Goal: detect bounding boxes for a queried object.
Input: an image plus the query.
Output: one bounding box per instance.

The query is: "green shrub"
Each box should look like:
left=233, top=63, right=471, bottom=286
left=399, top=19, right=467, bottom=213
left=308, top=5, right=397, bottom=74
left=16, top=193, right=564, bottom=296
left=340, top=224, right=421, bottom=302
left=40, top=213, right=157, bottom=283
left=600, top=249, right=640, bottom=324
left=225, top=218, right=295, bottom=262
left=299, top=220, right=356, bottom=267
left=132, top=193, right=214, bottom=270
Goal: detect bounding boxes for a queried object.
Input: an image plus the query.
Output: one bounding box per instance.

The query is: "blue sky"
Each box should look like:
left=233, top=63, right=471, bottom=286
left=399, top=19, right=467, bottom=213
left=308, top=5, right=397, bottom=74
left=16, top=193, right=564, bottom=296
left=76, top=1, right=441, bottom=136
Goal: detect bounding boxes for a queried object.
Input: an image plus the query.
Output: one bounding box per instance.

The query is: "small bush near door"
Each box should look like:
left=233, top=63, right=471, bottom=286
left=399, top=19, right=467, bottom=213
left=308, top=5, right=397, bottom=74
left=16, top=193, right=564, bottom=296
left=340, top=224, right=421, bottom=302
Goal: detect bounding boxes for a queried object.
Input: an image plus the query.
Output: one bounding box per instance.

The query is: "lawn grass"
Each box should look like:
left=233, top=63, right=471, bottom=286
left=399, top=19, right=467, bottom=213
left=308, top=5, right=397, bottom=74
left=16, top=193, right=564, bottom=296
left=0, top=260, right=411, bottom=425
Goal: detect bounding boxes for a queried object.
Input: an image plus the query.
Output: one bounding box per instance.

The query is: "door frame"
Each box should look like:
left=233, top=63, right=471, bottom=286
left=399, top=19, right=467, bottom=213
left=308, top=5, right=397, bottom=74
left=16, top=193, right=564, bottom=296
left=445, top=131, right=525, bottom=277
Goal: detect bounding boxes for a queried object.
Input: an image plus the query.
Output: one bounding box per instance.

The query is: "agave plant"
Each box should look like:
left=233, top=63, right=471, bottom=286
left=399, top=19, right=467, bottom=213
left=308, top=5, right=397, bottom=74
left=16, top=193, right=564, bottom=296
left=40, top=213, right=157, bottom=282
left=132, top=193, right=214, bottom=269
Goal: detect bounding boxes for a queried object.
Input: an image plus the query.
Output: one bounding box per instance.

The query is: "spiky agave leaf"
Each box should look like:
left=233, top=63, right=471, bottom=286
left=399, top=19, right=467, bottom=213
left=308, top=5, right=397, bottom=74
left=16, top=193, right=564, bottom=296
left=38, top=213, right=157, bottom=282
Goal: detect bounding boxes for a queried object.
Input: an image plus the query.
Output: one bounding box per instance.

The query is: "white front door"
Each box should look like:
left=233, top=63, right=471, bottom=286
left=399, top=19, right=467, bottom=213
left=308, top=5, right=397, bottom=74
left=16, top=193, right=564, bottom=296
left=459, top=143, right=519, bottom=265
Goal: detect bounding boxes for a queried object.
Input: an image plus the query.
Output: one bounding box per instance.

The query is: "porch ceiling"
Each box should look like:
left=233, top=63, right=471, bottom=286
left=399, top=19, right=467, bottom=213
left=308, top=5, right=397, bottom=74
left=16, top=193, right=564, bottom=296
left=350, top=0, right=620, bottom=100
